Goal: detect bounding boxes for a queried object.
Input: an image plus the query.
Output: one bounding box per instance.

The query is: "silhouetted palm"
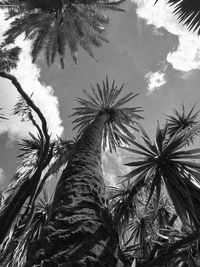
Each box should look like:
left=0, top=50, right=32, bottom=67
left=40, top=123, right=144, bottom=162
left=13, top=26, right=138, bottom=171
left=166, top=104, right=200, bottom=143
left=0, top=190, right=53, bottom=267
left=118, top=120, right=200, bottom=266
left=0, top=0, right=125, bottom=67
left=25, top=77, right=143, bottom=266
left=70, top=77, right=143, bottom=151
left=122, top=122, right=200, bottom=227
left=155, top=0, right=200, bottom=34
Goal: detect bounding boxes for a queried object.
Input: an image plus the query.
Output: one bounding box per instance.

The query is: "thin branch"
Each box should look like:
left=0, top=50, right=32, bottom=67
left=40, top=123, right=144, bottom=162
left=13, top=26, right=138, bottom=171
left=0, top=71, right=48, bottom=142
left=0, top=71, right=51, bottom=244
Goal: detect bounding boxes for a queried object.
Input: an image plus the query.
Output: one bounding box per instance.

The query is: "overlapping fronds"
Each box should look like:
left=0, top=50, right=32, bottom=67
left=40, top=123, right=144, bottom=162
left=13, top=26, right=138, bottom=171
left=1, top=0, right=125, bottom=67
left=155, top=0, right=200, bottom=35
left=16, top=132, right=42, bottom=175
left=0, top=45, right=21, bottom=72
left=166, top=104, right=200, bottom=143
left=143, top=225, right=200, bottom=267
left=0, top=72, right=54, bottom=245
left=31, top=137, right=74, bottom=203
left=118, top=188, right=177, bottom=265
left=0, top=190, right=52, bottom=267
left=122, top=213, right=152, bottom=261
left=108, top=183, right=137, bottom=239
left=12, top=94, right=33, bottom=122
left=71, top=77, right=143, bottom=152
left=120, top=121, right=200, bottom=229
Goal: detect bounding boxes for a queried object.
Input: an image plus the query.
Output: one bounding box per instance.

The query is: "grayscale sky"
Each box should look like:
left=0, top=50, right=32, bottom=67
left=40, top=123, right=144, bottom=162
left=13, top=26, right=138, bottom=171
left=1, top=0, right=200, bottom=189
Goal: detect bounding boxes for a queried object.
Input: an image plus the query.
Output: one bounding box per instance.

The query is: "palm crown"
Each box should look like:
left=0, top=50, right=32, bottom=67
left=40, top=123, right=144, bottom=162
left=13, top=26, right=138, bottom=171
left=121, top=121, right=200, bottom=229
left=166, top=104, right=200, bottom=141
left=70, top=77, right=143, bottom=151
left=0, top=0, right=125, bottom=67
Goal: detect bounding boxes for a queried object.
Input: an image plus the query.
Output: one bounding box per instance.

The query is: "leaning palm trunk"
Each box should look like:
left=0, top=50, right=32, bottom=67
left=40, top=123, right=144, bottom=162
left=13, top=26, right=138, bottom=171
left=26, top=113, right=122, bottom=266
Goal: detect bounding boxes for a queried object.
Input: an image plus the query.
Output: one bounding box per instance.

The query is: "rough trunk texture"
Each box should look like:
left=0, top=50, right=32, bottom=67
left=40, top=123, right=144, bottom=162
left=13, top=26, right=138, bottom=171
left=26, top=114, right=123, bottom=267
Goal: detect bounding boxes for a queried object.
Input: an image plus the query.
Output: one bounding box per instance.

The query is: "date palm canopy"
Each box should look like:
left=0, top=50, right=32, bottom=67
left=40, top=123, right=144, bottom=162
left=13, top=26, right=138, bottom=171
left=0, top=0, right=125, bottom=68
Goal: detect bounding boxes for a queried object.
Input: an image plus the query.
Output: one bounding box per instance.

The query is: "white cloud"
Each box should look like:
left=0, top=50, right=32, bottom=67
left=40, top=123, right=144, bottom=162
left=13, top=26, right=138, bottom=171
left=0, top=167, right=7, bottom=191
left=0, top=10, right=63, bottom=140
left=102, top=149, right=132, bottom=187
left=103, top=170, right=117, bottom=187
left=145, top=70, right=166, bottom=93
left=133, top=0, right=200, bottom=72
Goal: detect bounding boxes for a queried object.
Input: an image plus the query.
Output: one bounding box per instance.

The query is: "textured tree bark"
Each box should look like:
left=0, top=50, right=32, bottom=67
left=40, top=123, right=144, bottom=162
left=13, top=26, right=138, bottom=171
left=26, top=114, right=123, bottom=267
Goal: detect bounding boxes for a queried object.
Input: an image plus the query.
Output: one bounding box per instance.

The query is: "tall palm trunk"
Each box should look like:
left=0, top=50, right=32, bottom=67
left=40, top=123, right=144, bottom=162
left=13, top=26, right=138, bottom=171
left=26, top=113, right=123, bottom=267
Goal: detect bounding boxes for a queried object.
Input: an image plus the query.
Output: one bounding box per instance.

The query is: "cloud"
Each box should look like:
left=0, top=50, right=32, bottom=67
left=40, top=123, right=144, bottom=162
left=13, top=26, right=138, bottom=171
left=145, top=70, right=166, bottom=93
left=102, top=149, right=132, bottom=187
left=0, top=10, right=63, bottom=140
left=103, top=169, right=117, bottom=187
left=133, top=0, right=200, bottom=72
left=0, top=167, right=7, bottom=191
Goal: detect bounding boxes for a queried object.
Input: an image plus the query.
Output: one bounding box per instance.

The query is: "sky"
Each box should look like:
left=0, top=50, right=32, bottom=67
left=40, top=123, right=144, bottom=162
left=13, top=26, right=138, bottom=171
left=1, top=0, right=200, bottom=189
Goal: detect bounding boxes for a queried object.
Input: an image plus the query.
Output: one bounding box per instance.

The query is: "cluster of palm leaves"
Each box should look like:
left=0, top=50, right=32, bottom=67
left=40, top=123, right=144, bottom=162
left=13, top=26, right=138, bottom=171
left=1, top=0, right=200, bottom=265
left=70, top=76, right=143, bottom=151
left=0, top=44, right=21, bottom=72
left=109, top=105, right=200, bottom=266
left=0, top=92, right=73, bottom=265
left=2, top=76, right=200, bottom=266
left=0, top=0, right=125, bottom=68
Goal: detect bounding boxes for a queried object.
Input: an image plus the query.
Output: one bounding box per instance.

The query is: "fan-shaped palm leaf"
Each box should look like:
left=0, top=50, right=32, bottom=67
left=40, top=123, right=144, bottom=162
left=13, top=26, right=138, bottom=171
left=166, top=104, right=200, bottom=143
left=70, top=77, right=143, bottom=152
left=120, top=121, right=200, bottom=229
left=155, top=0, right=200, bottom=34
left=1, top=0, right=125, bottom=67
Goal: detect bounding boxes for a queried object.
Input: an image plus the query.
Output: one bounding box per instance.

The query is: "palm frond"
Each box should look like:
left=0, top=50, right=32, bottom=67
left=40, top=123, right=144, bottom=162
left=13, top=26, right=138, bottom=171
left=155, top=0, right=200, bottom=35
left=12, top=94, right=34, bottom=122
left=2, top=0, right=125, bottom=67
left=120, top=121, right=200, bottom=229
left=0, top=189, right=52, bottom=267
left=166, top=104, right=200, bottom=143
left=0, top=45, right=21, bottom=72
left=108, top=183, right=137, bottom=239
left=70, top=77, right=143, bottom=152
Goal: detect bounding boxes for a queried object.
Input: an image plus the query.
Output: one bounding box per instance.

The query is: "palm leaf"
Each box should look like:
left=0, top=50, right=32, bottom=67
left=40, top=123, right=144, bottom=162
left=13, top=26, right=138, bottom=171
left=166, top=105, right=200, bottom=144
left=1, top=0, right=125, bottom=67
left=120, top=120, right=200, bottom=229
left=155, top=0, right=200, bottom=34
left=70, top=77, right=143, bottom=151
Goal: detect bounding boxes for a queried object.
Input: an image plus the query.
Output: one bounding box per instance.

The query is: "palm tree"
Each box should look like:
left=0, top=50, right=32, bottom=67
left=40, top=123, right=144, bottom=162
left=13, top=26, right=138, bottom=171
left=166, top=104, right=200, bottom=142
left=155, top=0, right=200, bottom=34
left=0, top=0, right=125, bottom=68
left=118, top=120, right=200, bottom=266
left=0, top=189, right=53, bottom=267
left=25, top=77, right=143, bottom=266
